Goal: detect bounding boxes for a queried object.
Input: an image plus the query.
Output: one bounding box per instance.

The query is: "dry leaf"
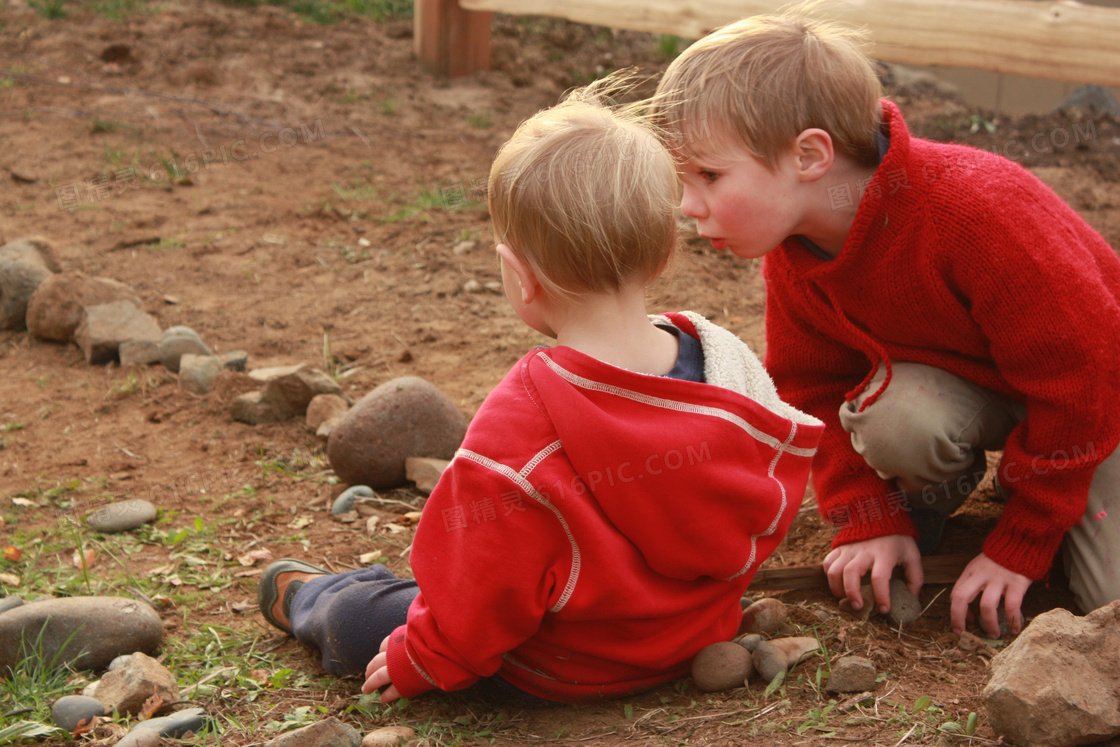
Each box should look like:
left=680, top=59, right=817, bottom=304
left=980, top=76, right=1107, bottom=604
left=3, top=546, right=21, bottom=562
left=230, top=600, right=256, bottom=614
left=72, top=547, right=97, bottom=569
left=71, top=715, right=102, bottom=736
left=237, top=549, right=273, bottom=567
left=358, top=551, right=383, bottom=564
left=288, top=515, right=312, bottom=529
left=139, top=694, right=164, bottom=721
left=384, top=523, right=407, bottom=534
left=233, top=568, right=262, bottom=578
left=11, top=497, right=36, bottom=507
left=0, top=572, right=22, bottom=587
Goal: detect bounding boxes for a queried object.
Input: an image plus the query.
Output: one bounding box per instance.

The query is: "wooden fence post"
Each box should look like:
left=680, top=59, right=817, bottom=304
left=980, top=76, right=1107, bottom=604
left=414, top=0, right=492, bottom=77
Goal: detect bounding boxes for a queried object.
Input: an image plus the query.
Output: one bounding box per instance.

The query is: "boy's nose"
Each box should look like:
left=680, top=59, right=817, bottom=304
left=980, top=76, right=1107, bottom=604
left=680, top=185, right=707, bottom=220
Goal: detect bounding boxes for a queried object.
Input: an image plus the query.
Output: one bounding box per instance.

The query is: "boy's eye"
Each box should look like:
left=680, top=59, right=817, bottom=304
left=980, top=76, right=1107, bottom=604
left=699, top=170, right=720, bottom=183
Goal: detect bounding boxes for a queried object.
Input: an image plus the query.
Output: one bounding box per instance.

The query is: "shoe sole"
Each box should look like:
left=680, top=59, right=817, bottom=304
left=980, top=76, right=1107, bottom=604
left=259, top=558, right=330, bottom=633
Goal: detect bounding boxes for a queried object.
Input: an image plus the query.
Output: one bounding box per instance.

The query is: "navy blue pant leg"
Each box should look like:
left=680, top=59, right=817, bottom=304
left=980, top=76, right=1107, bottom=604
left=289, top=565, right=419, bottom=676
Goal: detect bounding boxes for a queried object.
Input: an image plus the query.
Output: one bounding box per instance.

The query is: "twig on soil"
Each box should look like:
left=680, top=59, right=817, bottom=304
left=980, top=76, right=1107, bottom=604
left=893, top=722, right=919, bottom=746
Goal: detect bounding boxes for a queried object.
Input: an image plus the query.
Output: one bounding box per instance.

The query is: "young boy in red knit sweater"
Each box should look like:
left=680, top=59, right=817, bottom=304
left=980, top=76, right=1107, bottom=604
left=653, top=12, right=1120, bottom=639
left=258, top=85, right=823, bottom=703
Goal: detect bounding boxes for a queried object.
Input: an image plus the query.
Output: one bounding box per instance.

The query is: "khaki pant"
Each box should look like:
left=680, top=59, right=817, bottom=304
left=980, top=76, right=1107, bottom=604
left=839, top=362, right=1119, bottom=613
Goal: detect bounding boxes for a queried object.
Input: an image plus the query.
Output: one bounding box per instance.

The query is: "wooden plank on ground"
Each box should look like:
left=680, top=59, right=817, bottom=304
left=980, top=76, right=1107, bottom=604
left=456, top=0, right=1120, bottom=87
left=748, top=553, right=973, bottom=591
left=415, top=0, right=492, bottom=77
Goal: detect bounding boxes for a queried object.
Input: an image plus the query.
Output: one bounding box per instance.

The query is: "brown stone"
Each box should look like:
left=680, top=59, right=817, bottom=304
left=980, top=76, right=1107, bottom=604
left=26, top=271, right=141, bottom=342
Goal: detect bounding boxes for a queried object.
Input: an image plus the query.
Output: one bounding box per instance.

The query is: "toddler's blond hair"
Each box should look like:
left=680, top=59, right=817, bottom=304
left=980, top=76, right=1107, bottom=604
left=488, top=81, right=679, bottom=298
left=653, top=11, right=883, bottom=169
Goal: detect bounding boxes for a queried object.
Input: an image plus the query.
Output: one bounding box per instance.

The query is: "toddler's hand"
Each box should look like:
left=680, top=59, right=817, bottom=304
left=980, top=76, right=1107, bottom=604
left=950, top=553, right=1030, bottom=639
left=823, top=535, right=923, bottom=614
left=362, top=635, right=401, bottom=702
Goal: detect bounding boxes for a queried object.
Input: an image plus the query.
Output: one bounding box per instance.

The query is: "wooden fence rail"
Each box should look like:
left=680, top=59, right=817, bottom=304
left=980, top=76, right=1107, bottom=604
left=416, top=0, right=1120, bottom=86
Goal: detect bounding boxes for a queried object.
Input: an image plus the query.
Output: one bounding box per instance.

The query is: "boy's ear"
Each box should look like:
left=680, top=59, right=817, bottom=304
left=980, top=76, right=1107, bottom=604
left=791, top=128, right=834, bottom=182
left=496, top=243, right=541, bottom=305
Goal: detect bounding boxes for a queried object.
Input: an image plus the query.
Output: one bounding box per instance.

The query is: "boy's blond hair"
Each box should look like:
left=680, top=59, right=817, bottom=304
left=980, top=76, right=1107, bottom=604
left=488, top=83, right=679, bottom=298
left=653, top=11, right=883, bottom=169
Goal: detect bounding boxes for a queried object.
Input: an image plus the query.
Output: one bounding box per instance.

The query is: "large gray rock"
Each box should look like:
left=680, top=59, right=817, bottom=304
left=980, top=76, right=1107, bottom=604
left=73, top=301, right=161, bottom=365
left=263, top=717, right=362, bottom=747
left=983, top=600, right=1120, bottom=746
left=0, top=236, right=60, bottom=330
left=232, top=365, right=344, bottom=425
left=328, top=376, right=467, bottom=489
left=117, top=707, right=208, bottom=745
left=26, top=271, right=141, bottom=342
left=0, top=596, right=163, bottom=673
left=739, top=597, right=789, bottom=636
left=94, top=651, right=180, bottom=717
left=51, top=694, right=107, bottom=731
left=691, top=641, right=753, bottom=692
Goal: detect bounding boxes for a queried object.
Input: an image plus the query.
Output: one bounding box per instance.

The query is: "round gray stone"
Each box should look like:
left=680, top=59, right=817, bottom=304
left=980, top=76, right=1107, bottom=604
left=331, top=485, right=374, bottom=515
left=328, top=376, right=468, bottom=489
left=158, top=326, right=212, bottom=373
left=86, top=499, right=158, bottom=533
left=0, top=596, right=164, bottom=673
left=740, top=597, right=789, bottom=636
left=51, top=695, right=107, bottom=731
left=752, top=640, right=788, bottom=683
left=127, top=706, right=208, bottom=738
left=691, top=641, right=753, bottom=692
left=887, top=578, right=922, bottom=626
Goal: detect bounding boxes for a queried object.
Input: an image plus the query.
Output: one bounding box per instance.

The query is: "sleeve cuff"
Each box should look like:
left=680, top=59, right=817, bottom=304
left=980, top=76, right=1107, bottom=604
left=385, top=626, right=438, bottom=700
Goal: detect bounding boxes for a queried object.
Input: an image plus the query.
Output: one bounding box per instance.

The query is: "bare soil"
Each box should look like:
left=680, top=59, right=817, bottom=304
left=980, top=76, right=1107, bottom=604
left=2, top=2, right=1119, bottom=745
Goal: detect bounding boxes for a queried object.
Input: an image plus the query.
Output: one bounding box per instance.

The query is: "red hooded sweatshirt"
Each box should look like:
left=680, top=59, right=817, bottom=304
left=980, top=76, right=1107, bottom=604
left=385, top=312, right=823, bottom=702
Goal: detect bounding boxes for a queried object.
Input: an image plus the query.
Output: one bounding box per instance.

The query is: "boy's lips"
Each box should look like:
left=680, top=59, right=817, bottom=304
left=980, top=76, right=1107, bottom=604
left=706, top=237, right=727, bottom=251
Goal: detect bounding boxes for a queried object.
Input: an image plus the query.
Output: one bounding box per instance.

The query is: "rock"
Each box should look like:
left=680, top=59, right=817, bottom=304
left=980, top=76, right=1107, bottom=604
left=51, top=694, right=107, bottom=731
left=751, top=640, right=788, bottom=683
left=158, top=325, right=213, bottom=373
left=178, top=353, right=222, bottom=395
left=691, top=641, right=753, bottom=692
left=108, top=654, right=130, bottom=670
left=739, top=597, right=789, bottom=636
left=0, top=596, right=163, bottom=673
left=263, top=716, right=362, bottom=747
left=0, top=596, right=24, bottom=616
left=983, top=600, right=1120, bottom=747
left=887, top=578, right=921, bottom=626
left=73, top=301, right=162, bottom=365
left=86, top=499, right=158, bottom=533
left=218, top=349, right=249, bottom=371
left=116, top=731, right=163, bottom=747
left=307, top=393, right=350, bottom=435
left=25, top=271, right=141, bottom=342
left=332, top=485, right=374, bottom=516
left=363, top=725, right=417, bottom=746
left=93, top=651, right=180, bottom=716
left=733, top=633, right=763, bottom=653
left=826, top=656, right=878, bottom=693
left=329, top=376, right=468, bottom=489
left=233, top=365, right=344, bottom=424
left=405, top=456, right=450, bottom=494
left=0, top=236, right=59, bottom=330
left=769, top=636, right=821, bottom=671
left=1059, top=85, right=1120, bottom=117
left=124, top=706, right=207, bottom=739
left=119, top=340, right=161, bottom=366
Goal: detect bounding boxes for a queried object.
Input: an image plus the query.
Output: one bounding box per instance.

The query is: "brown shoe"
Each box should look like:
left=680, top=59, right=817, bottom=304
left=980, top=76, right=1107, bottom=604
left=258, top=559, right=329, bottom=633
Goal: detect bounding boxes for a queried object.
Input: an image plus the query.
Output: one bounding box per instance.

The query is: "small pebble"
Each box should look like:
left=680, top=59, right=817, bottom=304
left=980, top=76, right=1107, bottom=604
left=752, top=640, right=788, bottom=682
left=740, top=597, right=789, bottom=636
left=107, top=654, right=130, bottom=670
left=363, top=725, right=417, bottom=746
left=827, top=656, right=878, bottom=693
left=691, top=641, right=753, bottom=692
left=332, top=485, right=375, bottom=515
left=887, top=578, right=921, bottom=626
left=51, top=695, right=107, bottom=732
left=733, top=633, right=763, bottom=652
left=86, top=498, right=158, bottom=533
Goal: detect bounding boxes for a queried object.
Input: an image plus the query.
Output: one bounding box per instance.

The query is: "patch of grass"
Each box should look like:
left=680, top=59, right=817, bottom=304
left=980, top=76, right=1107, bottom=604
left=656, top=33, right=682, bottom=60
left=383, top=184, right=460, bottom=223
left=378, top=95, right=399, bottom=115
left=0, top=78, right=15, bottom=89
left=90, top=0, right=143, bottom=18
left=3, top=420, right=26, bottom=433
left=467, top=109, right=492, bottom=129
left=27, top=0, right=67, bottom=18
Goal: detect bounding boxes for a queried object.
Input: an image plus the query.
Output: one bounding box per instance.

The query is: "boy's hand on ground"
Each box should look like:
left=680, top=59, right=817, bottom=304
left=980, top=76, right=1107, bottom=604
left=950, top=553, right=1030, bottom=639
left=361, top=635, right=401, bottom=702
left=823, top=535, right=924, bottom=614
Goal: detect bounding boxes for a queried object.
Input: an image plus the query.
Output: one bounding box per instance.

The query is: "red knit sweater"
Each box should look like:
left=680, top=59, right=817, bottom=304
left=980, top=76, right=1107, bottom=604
left=764, top=99, right=1120, bottom=581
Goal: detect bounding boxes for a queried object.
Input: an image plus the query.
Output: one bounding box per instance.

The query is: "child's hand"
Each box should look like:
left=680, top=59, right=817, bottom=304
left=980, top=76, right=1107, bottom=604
left=950, top=553, right=1030, bottom=639
left=823, top=535, right=924, bottom=614
left=362, top=635, right=401, bottom=703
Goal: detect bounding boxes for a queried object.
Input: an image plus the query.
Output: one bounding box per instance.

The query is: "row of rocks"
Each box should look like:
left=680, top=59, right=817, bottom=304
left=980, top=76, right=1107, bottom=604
left=261, top=717, right=415, bottom=747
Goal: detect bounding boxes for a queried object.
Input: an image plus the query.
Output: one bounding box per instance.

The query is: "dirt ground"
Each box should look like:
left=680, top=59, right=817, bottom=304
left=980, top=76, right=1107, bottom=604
left=1, top=2, right=1120, bottom=745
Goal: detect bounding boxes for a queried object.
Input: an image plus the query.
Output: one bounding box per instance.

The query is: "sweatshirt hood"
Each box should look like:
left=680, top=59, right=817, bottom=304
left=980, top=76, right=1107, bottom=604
left=525, top=321, right=822, bottom=583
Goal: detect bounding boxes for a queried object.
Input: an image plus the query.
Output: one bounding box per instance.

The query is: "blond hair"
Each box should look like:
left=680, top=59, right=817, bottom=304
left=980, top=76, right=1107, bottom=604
left=488, top=80, right=679, bottom=298
left=652, top=11, right=883, bottom=169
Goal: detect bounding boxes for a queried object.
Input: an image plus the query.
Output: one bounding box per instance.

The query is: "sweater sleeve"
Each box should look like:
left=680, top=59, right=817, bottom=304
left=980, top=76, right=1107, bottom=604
left=763, top=255, right=919, bottom=545
left=385, top=452, right=572, bottom=699
left=944, top=179, right=1120, bottom=579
